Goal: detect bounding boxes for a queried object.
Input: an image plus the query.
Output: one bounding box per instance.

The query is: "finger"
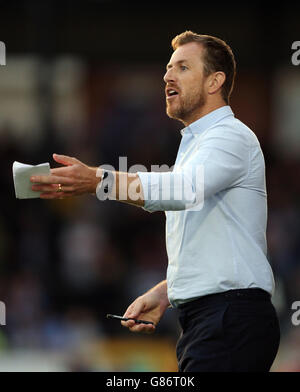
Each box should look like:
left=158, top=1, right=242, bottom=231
left=32, top=184, right=60, bottom=192
left=50, top=167, right=72, bottom=176
left=121, top=319, right=136, bottom=328
left=123, top=301, right=144, bottom=319
left=53, top=153, right=80, bottom=166
left=121, top=317, right=156, bottom=333
left=40, top=192, right=70, bottom=199
left=32, top=183, right=75, bottom=192
left=30, top=175, right=73, bottom=185
left=129, top=323, right=156, bottom=334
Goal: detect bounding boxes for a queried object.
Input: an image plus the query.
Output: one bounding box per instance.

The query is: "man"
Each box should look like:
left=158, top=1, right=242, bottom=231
left=30, top=31, right=280, bottom=372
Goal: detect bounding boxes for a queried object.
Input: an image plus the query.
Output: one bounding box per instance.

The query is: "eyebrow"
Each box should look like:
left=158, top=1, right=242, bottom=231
left=166, top=59, right=188, bottom=70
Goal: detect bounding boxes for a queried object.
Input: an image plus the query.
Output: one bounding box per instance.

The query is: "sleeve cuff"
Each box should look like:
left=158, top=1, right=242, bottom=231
left=137, top=171, right=161, bottom=213
left=137, top=169, right=202, bottom=212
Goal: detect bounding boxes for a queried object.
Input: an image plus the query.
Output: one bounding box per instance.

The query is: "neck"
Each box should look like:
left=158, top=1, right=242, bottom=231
left=182, top=99, right=227, bottom=127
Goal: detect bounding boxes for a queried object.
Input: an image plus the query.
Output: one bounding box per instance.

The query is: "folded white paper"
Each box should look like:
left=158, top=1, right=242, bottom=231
left=13, top=161, right=50, bottom=199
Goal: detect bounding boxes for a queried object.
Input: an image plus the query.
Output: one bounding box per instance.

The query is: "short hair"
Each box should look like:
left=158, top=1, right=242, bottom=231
left=171, top=31, right=236, bottom=104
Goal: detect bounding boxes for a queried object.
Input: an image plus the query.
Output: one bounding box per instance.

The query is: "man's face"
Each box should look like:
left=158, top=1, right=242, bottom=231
left=164, top=42, right=208, bottom=125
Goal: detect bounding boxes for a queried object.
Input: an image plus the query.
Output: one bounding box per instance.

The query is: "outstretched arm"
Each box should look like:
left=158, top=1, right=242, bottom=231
left=30, top=153, right=145, bottom=208
left=30, top=152, right=201, bottom=211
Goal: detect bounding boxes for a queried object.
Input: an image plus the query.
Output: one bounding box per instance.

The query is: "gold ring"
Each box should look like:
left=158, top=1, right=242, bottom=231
left=57, top=184, right=62, bottom=192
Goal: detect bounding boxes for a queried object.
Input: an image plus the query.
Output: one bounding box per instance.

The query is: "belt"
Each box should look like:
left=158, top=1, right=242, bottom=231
left=178, top=288, right=271, bottom=310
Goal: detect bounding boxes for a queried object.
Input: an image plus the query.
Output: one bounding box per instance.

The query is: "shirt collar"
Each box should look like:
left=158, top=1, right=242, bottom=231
left=180, top=105, right=234, bottom=137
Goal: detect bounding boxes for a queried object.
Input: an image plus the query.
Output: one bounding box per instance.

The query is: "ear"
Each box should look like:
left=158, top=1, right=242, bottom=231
left=207, top=72, right=226, bottom=95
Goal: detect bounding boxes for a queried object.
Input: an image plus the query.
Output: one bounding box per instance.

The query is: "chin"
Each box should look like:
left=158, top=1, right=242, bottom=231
left=166, top=107, right=184, bottom=122
left=167, top=104, right=179, bottom=118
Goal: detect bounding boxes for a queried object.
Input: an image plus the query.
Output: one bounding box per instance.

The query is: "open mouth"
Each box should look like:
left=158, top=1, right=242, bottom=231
left=166, top=88, right=179, bottom=100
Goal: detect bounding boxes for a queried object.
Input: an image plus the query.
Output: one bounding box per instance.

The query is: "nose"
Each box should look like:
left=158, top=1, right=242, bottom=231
left=163, top=67, right=175, bottom=84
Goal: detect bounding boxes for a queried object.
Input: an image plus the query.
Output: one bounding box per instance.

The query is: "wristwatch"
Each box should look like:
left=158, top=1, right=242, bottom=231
left=101, top=170, right=109, bottom=194
left=96, top=169, right=114, bottom=200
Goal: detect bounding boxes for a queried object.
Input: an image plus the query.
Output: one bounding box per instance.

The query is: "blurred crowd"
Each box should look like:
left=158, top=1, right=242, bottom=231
left=0, top=57, right=300, bottom=371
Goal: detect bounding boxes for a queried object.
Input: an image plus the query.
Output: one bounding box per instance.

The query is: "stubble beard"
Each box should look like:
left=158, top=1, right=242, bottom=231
left=166, top=90, right=206, bottom=124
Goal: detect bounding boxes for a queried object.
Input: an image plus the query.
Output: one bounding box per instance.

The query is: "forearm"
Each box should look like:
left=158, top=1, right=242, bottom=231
left=32, top=161, right=199, bottom=212
left=94, top=167, right=201, bottom=212
left=94, top=168, right=145, bottom=208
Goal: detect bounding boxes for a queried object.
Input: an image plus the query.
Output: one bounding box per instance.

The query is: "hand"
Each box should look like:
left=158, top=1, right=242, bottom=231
left=30, top=154, right=100, bottom=199
left=121, top=289, right=169, bottom=334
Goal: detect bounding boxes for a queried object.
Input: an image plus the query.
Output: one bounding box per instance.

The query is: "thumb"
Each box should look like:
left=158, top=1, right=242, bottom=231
left=126, top=299, right=146, bottom=318
left=53, top=153, right=80, bottom=166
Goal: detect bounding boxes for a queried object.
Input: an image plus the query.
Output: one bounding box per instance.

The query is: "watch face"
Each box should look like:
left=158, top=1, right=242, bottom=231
left=97, top=170, right=114, bottom=200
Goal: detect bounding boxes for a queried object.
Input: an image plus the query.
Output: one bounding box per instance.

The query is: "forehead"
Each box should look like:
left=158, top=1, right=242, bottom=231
left=168, top=42, right=204, bottom=66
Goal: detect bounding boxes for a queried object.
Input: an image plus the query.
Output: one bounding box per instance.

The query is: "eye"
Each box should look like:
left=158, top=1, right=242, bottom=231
left=180, top=65, right=188, bottom=71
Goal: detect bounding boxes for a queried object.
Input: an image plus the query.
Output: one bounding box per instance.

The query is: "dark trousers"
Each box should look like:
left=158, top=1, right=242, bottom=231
left=176, top=288, right=280, bottom=372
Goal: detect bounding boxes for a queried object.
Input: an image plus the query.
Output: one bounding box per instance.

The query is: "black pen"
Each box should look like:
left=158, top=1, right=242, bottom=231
left=106, top=314, right=154, bottom=325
